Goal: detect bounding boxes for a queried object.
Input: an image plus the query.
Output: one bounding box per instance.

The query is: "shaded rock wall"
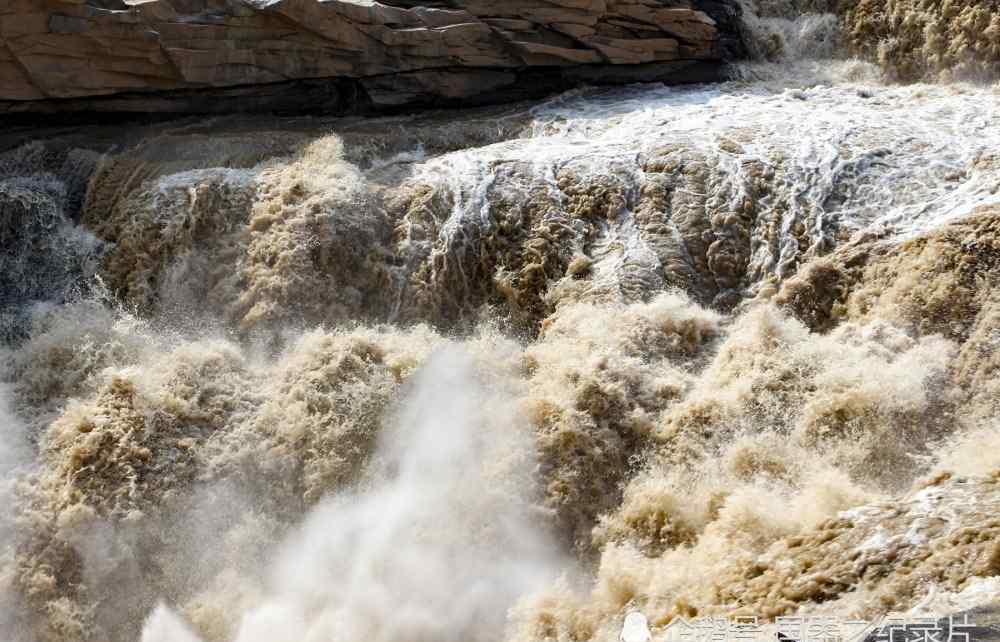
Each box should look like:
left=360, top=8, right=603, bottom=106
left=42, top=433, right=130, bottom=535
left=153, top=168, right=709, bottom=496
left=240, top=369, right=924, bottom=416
left=0, top=0, right=742, bottom=114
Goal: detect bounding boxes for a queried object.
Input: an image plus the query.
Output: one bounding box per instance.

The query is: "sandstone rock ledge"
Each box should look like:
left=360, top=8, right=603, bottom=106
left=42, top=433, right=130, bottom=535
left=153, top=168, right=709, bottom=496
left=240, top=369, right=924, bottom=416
left=0, top=0, right=742, bottom=115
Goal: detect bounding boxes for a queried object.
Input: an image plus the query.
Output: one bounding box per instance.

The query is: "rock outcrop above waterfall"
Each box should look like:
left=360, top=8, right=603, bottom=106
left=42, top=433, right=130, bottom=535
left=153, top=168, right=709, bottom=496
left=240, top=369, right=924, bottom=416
left=0, top=0, right=742, bottom=114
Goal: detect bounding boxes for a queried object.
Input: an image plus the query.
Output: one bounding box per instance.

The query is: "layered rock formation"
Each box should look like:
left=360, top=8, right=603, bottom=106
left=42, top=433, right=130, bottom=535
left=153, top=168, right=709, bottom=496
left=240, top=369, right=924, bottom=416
left=0, top=0, right=741, bottom=114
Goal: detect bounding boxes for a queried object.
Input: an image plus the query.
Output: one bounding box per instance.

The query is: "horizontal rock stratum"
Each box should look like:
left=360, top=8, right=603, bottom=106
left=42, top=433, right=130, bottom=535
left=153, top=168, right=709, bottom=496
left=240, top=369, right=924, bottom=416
left=0, top=0, right=742, bottom=114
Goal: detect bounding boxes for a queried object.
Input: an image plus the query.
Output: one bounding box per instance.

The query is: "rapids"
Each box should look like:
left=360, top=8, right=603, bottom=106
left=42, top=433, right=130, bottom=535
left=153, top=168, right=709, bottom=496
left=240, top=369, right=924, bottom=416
left=2, top=1, right=1000, bottom=642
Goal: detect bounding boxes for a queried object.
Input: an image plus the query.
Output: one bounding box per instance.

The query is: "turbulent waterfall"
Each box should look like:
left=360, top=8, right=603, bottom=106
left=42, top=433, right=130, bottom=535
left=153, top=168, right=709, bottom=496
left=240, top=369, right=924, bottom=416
left=2, top=1, right=1000, bottom=642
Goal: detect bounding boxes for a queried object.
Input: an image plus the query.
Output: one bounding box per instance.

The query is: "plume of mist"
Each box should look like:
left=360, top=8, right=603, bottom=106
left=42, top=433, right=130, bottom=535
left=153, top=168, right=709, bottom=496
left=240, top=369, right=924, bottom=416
left=1, top=379, right=32, bottom=642
left=141, top=605, right=204, bottom=642
left=141, top=347, right=565, bottom=642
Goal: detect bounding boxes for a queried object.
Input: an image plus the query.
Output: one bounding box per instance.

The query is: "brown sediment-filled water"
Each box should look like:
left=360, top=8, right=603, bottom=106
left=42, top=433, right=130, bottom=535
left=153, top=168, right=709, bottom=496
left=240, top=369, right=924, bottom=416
left=2, top=2, right=1000, bottom=641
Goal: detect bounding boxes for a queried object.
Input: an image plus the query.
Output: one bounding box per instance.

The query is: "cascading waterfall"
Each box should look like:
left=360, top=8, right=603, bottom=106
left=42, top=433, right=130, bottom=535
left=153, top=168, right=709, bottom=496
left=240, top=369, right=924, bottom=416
left=2, top=2, right=1000, bottom=642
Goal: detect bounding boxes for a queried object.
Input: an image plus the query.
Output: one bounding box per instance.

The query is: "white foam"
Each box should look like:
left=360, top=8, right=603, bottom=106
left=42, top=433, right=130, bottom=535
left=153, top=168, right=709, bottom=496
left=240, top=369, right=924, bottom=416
left=400, top=80, right=1000, bottom=301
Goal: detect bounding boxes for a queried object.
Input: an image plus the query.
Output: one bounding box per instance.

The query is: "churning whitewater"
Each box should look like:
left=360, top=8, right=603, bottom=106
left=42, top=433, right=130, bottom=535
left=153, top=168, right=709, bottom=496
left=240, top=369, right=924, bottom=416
left=2, top=1, right=1000, bottom=642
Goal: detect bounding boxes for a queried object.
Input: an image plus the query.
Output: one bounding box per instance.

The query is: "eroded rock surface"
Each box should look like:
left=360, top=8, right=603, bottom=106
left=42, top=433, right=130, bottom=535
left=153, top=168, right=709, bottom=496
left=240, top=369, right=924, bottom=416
left=0, top=0, right=741, bottom=113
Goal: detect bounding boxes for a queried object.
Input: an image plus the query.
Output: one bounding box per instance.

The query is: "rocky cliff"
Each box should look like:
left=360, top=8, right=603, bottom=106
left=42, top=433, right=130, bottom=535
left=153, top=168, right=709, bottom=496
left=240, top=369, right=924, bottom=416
left=0, top=0, right=742, bottom=114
